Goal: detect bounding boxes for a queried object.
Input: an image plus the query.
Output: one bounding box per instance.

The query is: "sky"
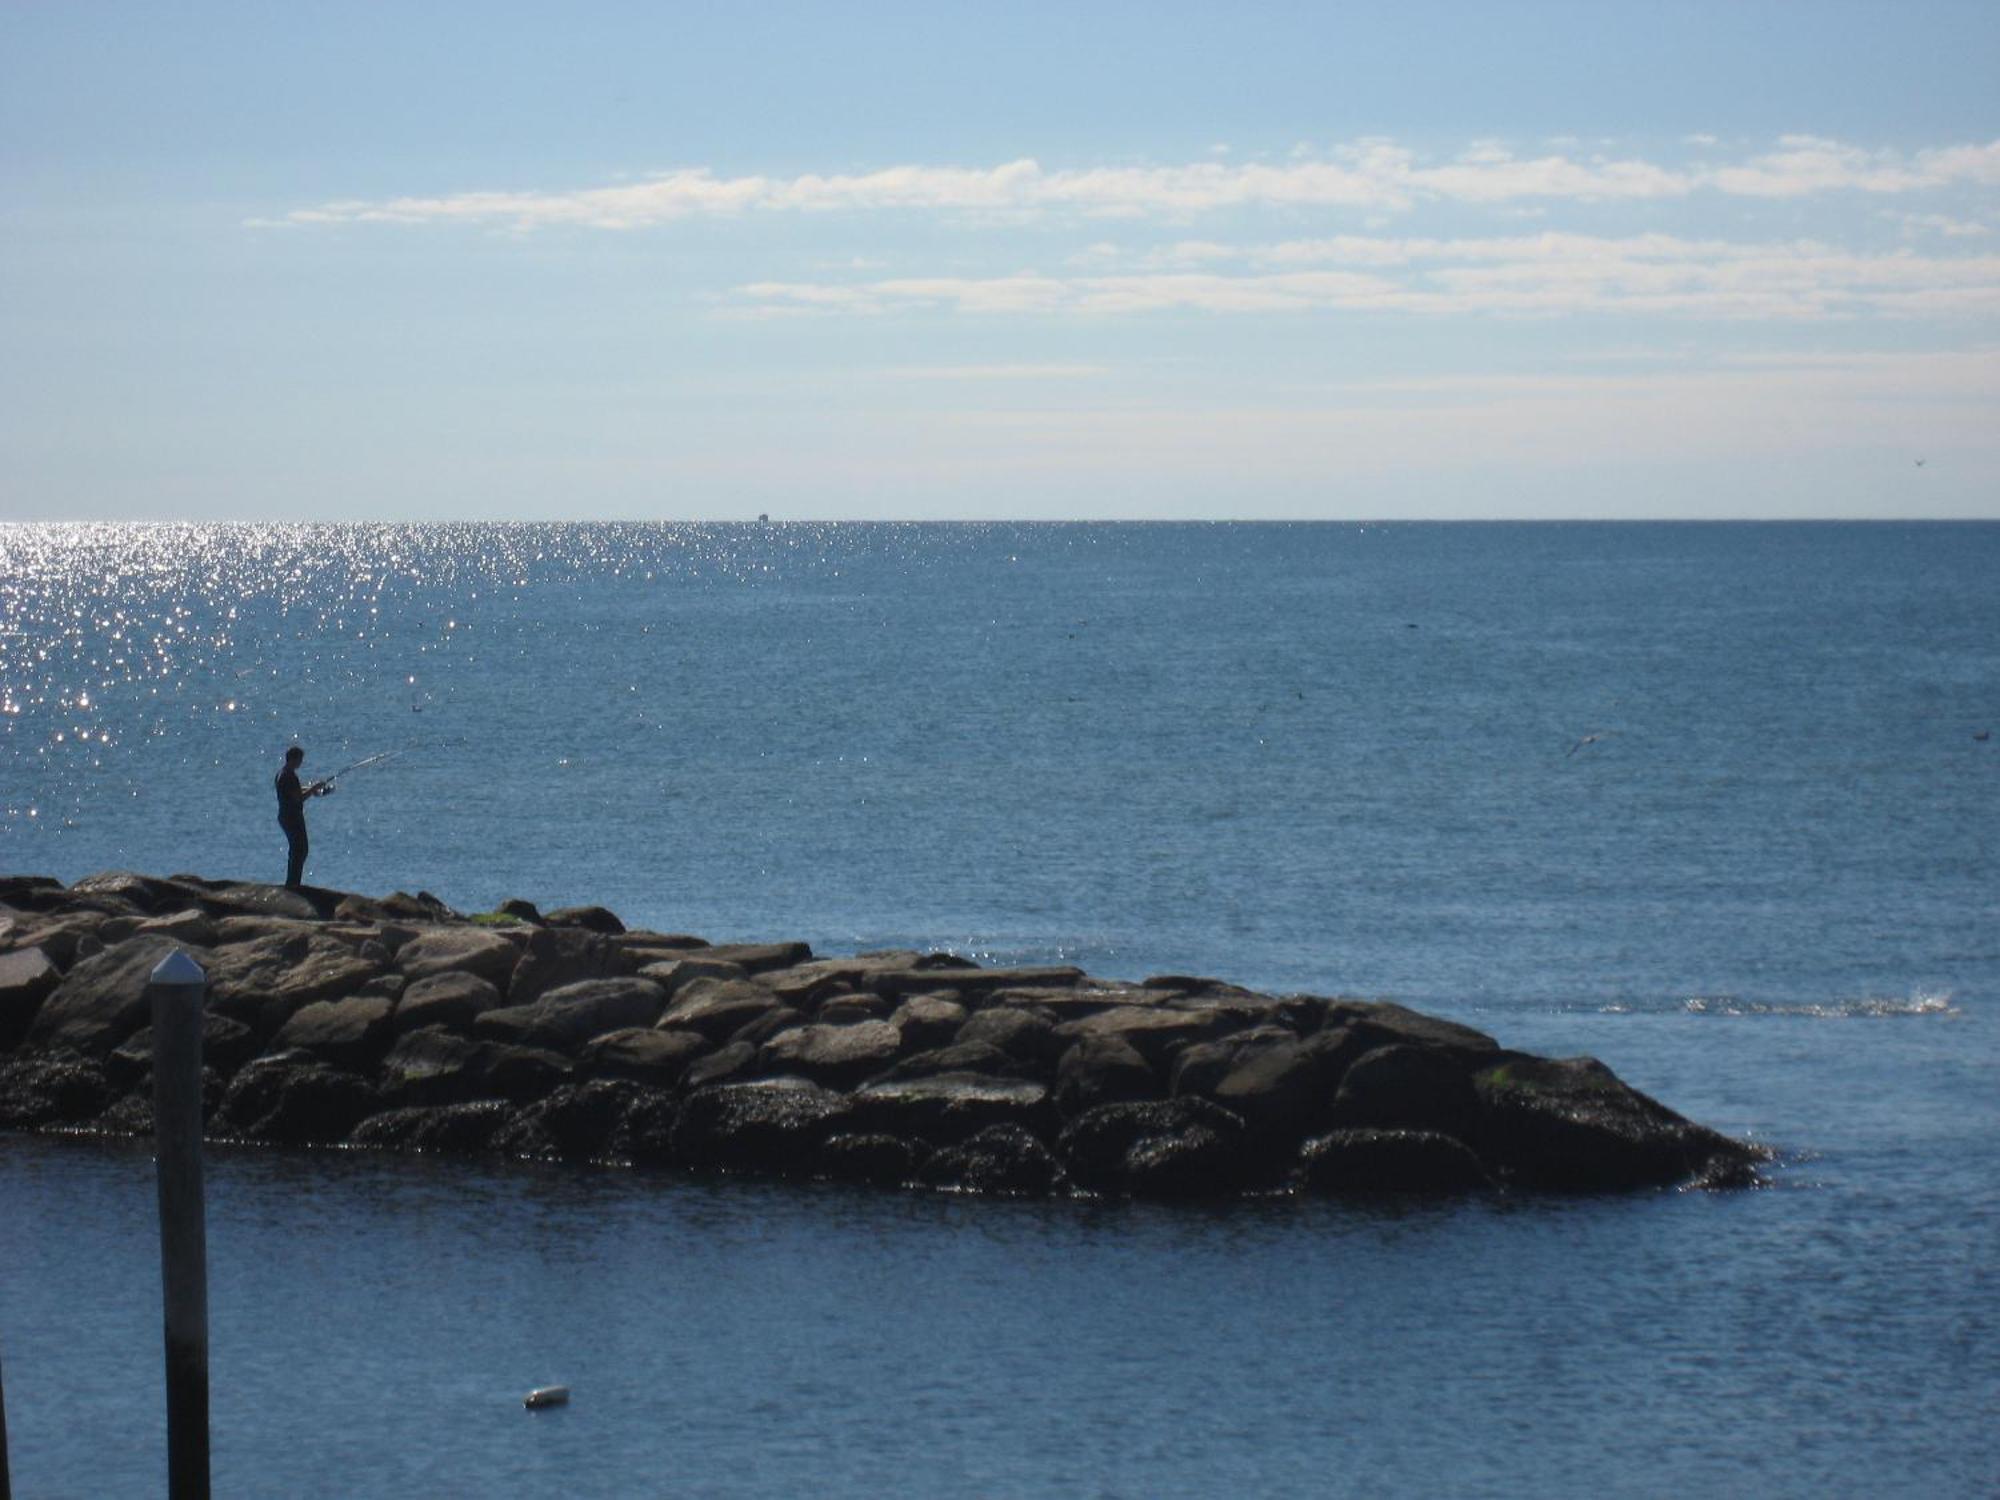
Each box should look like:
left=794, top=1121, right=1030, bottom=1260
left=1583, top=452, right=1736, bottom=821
left=3, top=1, right=1998, bottom=521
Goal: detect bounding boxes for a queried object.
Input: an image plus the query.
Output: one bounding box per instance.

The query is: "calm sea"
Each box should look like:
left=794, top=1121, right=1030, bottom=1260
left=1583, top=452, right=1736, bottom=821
left=1, top=522, right=1995, bottom=1497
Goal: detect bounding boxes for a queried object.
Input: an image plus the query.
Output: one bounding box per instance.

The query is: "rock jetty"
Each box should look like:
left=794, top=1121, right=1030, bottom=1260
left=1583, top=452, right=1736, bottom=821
left=0, top=872, right=1768, bottom=1198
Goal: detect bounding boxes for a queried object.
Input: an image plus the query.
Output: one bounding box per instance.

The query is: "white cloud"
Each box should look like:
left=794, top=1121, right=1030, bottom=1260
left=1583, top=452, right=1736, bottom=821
left=269, top=135, right=2000, bottom=231
left=738, top=234, right=2000, bottom=322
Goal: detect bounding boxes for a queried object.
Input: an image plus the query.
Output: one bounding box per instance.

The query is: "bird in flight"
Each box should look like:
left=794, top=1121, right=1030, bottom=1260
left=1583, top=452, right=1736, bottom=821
left=1915, top=459, right=1927, bottom=467
left=1568, top=731, right=1618, bottom=757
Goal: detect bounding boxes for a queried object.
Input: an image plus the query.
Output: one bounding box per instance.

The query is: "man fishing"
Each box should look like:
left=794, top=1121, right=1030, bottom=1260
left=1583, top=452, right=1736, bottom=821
left=275, top=744, right=332, bottom=889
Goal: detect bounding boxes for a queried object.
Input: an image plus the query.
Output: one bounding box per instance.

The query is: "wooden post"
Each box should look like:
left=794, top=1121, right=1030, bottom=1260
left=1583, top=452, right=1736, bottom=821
left=149, top=949, right=210, bottom=1500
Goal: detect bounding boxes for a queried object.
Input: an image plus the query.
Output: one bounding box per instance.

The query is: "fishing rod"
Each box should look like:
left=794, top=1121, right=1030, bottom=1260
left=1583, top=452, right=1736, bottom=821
left=309, top=749, right=407, bottom=792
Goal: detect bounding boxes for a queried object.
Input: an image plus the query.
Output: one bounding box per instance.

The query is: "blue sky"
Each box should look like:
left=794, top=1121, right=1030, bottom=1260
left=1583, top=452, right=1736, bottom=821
left=4, top=1, right=1997, bottom=520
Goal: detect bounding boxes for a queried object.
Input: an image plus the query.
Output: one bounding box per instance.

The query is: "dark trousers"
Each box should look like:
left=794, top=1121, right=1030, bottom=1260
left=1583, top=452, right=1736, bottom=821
left=281, top=817, right=307, bottom=888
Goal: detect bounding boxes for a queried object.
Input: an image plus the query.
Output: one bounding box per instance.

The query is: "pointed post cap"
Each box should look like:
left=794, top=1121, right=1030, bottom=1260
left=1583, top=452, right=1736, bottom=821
left=150, top=949, right=208, bottom=987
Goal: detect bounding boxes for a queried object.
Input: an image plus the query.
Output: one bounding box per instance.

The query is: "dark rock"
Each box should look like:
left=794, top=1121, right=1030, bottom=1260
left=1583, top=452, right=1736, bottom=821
left=496, top=898, right=543, bottom=923
left=269, top=994, right=398, bottom=1069
left=473, top=976, right=668, bottom=1052
left=544, top=904, right=625, bottom=935
left=493, top=1079, right=641, bottom=1159
left=815, top=1132, right=920, bottom=1186
left=378, top=1028, right=568, bottom=1106
left=872, top=965, right=1083, bottom=998
left=579, top=1027, right=710, bottom=1088
left=479, top=1043, right=573, bottom=1103
left=26, top=936, right=204, bottom=1055
left=606, top=1087, right=682, bottom=1165
left=851, top=1072, right=1053, bottom=1145
left=1053, top=1003, right=1233, bottom=1067
left=1059, top=1097, right=1251, bottom=1198
left=1299, top=1129, right=1495, bottom=1194
left=816, top=994, right=887, bottom=1023
left=658, top=977, right=780, bottom=1041
left=9, top=910, right=114, bottom=971
left=1053, top=1036, right=1159, bottom=1119
left=670, top=1077, right=853, bottom=1172
left=507, top=925, right=619, bottom=1007
left=0, top=1054, right=112, bottom=1127
left=1210, top=1040, right=1331, bottom=1141
left=0, top=875, right=64, bottom=908
left=394, top=927, right=520, bottom=990
left=697, top=941, right=813, bottom=975
left=1469, top=1054, right=1766, bottom=1191
left=1167, top=1026, right=1297, bottom=1097
left=888, top=993, right=967, bottom=1050
left=758, top=1019, right=902, bottom=1087
left=133, top=910, right=220, bottom=948
left=0, top=946, right=63, bottom=1049
left=93, top=1092, right=156, bottom=1137
left=216, top=1053, right=375, bottom=1144
left=106, top=1013, right=257, bottom=1088
left=351, top=1101, right=516, bottom=1155
left=957, top=1007, right=1061, bottom=1065
left=868, top=1040, right=1030, bottom=1084
left=395, top=971, right=505, bottom=1034
left=920, top=1125, right=1060, bottom=1196
left=729, top=1004, right=807, bottom=1048
left=1328, top=1044, right=1478, bottom=1136
left=683, top=1041, right=758, bottom=1091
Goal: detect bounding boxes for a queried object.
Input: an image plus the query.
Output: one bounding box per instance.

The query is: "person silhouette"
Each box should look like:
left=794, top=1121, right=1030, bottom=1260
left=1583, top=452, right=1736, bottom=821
left=275, top=745, right=332, bottom=888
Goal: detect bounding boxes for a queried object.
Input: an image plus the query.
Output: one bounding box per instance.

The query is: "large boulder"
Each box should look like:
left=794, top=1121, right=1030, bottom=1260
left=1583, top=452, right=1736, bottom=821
left=350, top=1101, right=517, bottom=1155
left=919, top=1124, right=1060, bottom=1196
left=378, top=1028, right=570, bottom=1106
left=670, top=1077, right=853, bottom=1172
left=394, top=971, right=505, bottom=1034
left=579, top=1027, right=710, bottom=1088
left=1052, top=1004, right=1232, bottom=1068
left=107, top=1013, right=259, bottom=1088
left=1207, top=1039, right=1329, bottom=1141
left=203, top=931, right=385, bottom=1041
left=1299, top=1129, right=1494, bottom=1194
left=956, top=1007, right=1062, bottom=1066
left=473, top=976, right=668, bottom=1052
left=1053, top=1036, right=1159, bottom=1119
left=1328, top=1044, right=1479, bottom=1136
left=5, top=910, right=110, bottom=969
left=757, top=1020, right=903, bottom=1088
left=0, top=947, right=63, bottom=1049
left=1468, top=1054, right=1764, bottom=1191
left=0, top=1054, right=112, bottom=1128
left=269, top=994, right=399, bottom=1070
left=216, top=1052, right=375, bottom=1144
left=888, top=993, right=968, bottom=1050
left=492, top=1078, right=643, bottom=1160
left=394, top=927, right=521, bottom=990
left=1058, top=1098, right=1252, bottom=1198
left=657, top=978, right=782, bottom=1042
left=814, top=1132, right=921, bottom=1186
left=851, top=1072, right=1053, bottom=1146
left=506, top=926, right=620, bottom=1008
left=25, top=936, right=204, bottom=1055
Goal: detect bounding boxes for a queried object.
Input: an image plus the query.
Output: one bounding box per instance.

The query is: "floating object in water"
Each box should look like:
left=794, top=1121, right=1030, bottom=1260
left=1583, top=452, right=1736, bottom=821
left=524, top=1385, right=570, bottom=1410
left=1568, top=731, right=1618, bottom=757
left=1976, top=729, right=1991, bottom=742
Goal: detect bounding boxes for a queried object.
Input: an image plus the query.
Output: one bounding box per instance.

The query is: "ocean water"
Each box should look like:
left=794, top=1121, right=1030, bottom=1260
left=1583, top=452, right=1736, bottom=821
left=1, top=521, right=1995, bottom=1497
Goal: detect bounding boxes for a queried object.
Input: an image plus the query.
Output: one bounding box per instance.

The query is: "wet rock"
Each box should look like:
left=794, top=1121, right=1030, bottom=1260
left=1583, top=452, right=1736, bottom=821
left=350, top=1101, right=516, bottom=1155
left=852, top=1072, right=1053, bottom=1146
left=1299, top=1129, right=1495, bottom=1194
left=378, top=1028, right=568, bottom=1106
left=493, top=1078, right=641, bottom=1160
left=0, top=946, right=62, bottom=1049
left=107, top=1013, right=258, bottom=1089
left=1059, top=1098, right=1251, bottom=1198
left=869, top=1040, right=1030, bottom=1084
left=473, top=976, right=668, bottom=1052
left=920, top=1124, right=1060, bottom=1196
left=1210, top=1039, right=1331, bottom=1141
left=671, top=1077, right=853, bottom=1172
left=26, top=936, right=203, bottom=1056
left=1329, top=1044, right=1479, bottom=1136
left=1053, top=1036, right=1159, bottom=1119
left=216, top=1052, right=375, bottom=1144
left=394, top=927, right=521, bottom=990
left=606, top=1087, right=683, bottom=1165
left=888, top=993, right=967, bottom=1050
left=269, top=994, right=398, bottom=1070
left=1469, top=1054, right=1764, bottom=1191
left=394, top=971, right=505, bottom=1034
left=580, top=1027, right=710, bottom=1088
left=0, top=1054, right=112, bottom=1127
left=758, top=1019, right=903, bottom=1088
left=815, top=1132, right=920, bottom=1186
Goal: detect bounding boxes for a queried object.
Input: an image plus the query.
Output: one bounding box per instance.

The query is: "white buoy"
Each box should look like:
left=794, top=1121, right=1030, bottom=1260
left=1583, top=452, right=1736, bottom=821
left=524, top=1386, right=570, bottom=1410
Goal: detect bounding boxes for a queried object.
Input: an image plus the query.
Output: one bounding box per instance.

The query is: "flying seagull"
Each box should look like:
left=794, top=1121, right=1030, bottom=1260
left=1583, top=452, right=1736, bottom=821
left=1915, top=459, right=1927, bottom=467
